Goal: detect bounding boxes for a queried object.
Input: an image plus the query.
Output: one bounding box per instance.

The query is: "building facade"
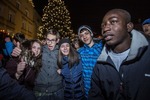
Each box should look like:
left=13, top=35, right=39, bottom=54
left=0, top=0, right=42, bottom=39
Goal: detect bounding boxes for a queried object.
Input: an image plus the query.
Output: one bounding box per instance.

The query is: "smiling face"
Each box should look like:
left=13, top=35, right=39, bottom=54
left=60, top=43, right=70, bottom=56
left=32, top=42, right=41, bottom=57
left=79, top=30, right=94, bottom=47
left=101, top=9, right=133, bottom=52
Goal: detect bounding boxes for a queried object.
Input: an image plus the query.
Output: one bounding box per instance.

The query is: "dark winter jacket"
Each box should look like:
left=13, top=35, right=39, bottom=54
left=89, top=29, right=150, bottom=100
left=3, top=41, right=14, bottom=57
left=5, top=57, right=38, bottom=90
left=0, top=67, right=36, bottom=100
left=61, top=56, right=84, bottom=100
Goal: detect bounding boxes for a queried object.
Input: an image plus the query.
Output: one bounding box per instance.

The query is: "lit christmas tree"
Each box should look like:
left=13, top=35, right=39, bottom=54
left=39, top=0, right=73, bottom=38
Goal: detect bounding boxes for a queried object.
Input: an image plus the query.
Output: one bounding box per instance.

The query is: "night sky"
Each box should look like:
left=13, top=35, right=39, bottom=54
left=33, top=0, right=150, bottom=34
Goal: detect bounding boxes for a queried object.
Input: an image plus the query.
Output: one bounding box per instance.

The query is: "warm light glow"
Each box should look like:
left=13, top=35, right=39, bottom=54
left=39, top=0, right=75, bottom=39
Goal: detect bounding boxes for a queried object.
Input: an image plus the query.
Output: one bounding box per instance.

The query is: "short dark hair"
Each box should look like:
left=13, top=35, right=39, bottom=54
left=46, top=29, right=60, bottom=39
left=106, top=9, right=131, bottom=23
left=13, top=33, right=25, bottom=43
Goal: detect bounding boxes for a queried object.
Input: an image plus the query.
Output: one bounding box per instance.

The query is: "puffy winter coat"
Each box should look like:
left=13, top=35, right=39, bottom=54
left=61, top=56, right=85, bottom=100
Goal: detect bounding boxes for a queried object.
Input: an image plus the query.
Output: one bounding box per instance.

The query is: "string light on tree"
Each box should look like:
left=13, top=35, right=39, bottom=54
left=40, top=0, right=74, bottom=38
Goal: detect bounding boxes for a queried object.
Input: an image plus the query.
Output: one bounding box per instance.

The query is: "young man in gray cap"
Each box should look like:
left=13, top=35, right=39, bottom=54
left=77, top=25, right=103, bottom=99
left=142, top=18, right=150, bottom=38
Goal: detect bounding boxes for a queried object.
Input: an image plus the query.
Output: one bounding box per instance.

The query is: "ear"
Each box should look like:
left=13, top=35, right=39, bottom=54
left=127, top=22, right=134, bottom=32
left=56, top=39, right=60, bottom=43
left=91, top=33, right=93, bottom=37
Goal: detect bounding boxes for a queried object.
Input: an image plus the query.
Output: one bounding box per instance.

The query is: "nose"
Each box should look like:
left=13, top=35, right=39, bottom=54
left=34, top=48, right=38, bottom=53
left=82, top=34, right=87, bottom=39
left=64, top=46, right=67, bottom=50
left=35, top=49, right=38, bottom=52
left=102, top=22, right=111, bottom=34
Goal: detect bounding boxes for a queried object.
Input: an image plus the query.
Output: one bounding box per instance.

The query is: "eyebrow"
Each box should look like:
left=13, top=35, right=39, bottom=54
left=80, top=30, right=90, bottom=34
left=108, top=16, right=118, bottom=20
left=46, top=38, right=56, bottom=40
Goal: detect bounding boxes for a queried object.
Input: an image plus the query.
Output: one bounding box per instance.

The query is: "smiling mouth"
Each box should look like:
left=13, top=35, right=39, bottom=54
left=83, top=39, right=88, bottom=42
left=63, top=51, right=68, bottom=53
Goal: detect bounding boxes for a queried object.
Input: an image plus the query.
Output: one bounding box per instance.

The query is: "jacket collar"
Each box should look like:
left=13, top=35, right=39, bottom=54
left=97, top=29, right=149, bottom=62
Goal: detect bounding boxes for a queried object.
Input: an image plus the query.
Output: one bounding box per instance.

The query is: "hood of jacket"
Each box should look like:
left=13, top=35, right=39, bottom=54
left=98, top=29, right=149, bottom=62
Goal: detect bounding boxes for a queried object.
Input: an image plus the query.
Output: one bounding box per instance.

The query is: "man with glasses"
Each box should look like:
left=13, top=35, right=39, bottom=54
left=34, top=29, right=64, bottom=100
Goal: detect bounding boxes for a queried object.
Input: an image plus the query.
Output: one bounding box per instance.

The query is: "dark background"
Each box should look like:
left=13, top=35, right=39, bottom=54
left=33, top=0, right=150, bottom=34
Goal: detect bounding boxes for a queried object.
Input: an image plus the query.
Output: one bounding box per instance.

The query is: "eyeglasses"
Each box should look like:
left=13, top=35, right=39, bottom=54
left=46, top=38, right=56, bottom=43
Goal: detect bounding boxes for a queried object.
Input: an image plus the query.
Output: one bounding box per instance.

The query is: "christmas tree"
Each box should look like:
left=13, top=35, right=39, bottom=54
left=39, top=0, right=73, bottom=38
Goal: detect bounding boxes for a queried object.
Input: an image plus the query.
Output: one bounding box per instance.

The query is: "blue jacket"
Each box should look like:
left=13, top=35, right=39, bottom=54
left=89, top=30, right=150, bottom=100
left=78, top=40, right=103, bottom=98
left=0, top=67, right=36, bottom=100
left=3, top=41, right=14, bottom=57
left=61, top=56, right=84, bottom=100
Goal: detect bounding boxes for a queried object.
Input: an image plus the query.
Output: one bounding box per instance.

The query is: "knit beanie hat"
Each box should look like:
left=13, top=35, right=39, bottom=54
left=58, top=38, right=70, bottom=48
left=78, top=25, right=93, bottom=37
left=142, top=18, right=150, bottom=25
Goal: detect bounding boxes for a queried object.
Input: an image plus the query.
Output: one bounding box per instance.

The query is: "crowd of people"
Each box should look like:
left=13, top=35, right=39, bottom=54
left=0, top=8, right=150, bottom=100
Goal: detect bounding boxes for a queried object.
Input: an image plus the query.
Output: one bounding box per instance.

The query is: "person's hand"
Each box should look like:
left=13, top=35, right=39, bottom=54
left=57, top=69, right=61, bottom=74
left=11, top=42, right=22, bottom=57
left=15, top=58, right=26, bottom=79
